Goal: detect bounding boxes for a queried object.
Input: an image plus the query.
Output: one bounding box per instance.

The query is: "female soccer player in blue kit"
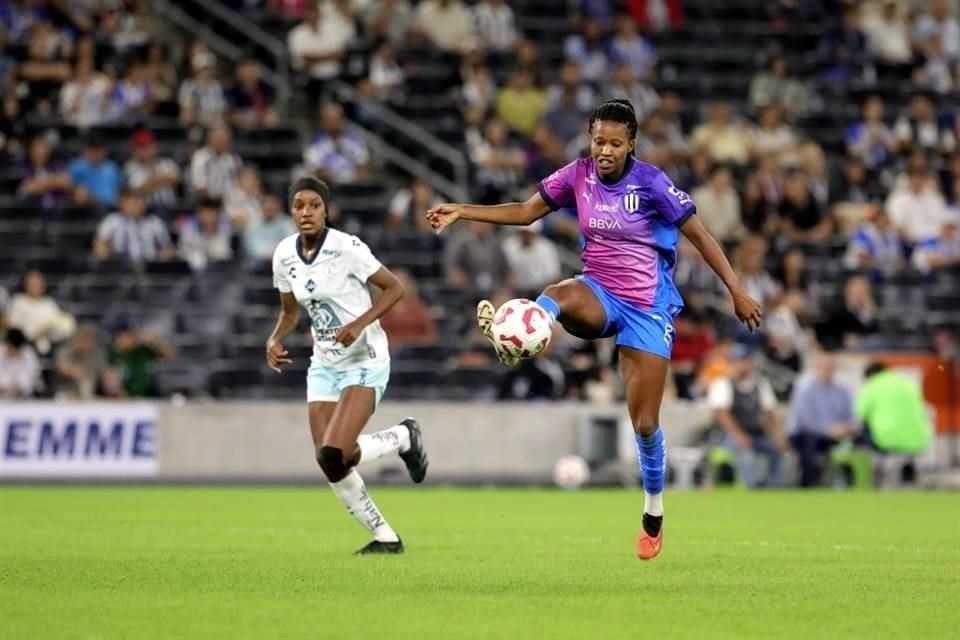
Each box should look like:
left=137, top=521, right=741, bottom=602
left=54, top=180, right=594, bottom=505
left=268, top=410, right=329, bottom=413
left=427, top=99, right=762, bottom=560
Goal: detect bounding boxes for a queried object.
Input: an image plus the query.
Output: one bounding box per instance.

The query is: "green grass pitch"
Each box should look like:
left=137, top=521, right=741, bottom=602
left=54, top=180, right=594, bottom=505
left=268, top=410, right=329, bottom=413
left=2, top=487, right=958, bottom=639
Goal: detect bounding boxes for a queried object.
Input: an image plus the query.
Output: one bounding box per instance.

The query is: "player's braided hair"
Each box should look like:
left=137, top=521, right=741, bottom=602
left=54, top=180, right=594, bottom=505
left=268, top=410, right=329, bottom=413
left=588, top=98, right=638, bottom=141
left=288, top=176, right=331, bottom=208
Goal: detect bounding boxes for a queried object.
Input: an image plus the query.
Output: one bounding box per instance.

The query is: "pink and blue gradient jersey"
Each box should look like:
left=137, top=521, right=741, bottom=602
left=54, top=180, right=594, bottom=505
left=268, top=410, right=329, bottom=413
left=538, top=156, right=695, bottom=312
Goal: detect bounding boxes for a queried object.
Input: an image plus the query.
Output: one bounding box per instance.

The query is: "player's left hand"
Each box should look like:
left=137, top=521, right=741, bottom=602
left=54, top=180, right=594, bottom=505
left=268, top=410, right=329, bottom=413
left=334, top=320, right=366, bottom=347
left=425, top=203, right=463, bottom=234
left=732, top=288, right=762, bottom=332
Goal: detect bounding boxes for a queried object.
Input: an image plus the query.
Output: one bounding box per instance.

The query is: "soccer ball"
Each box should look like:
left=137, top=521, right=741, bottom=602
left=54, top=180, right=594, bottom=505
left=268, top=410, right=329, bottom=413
left=489, top=298, right=552, bottom=359
left=553, top=455, right=590, bottom=490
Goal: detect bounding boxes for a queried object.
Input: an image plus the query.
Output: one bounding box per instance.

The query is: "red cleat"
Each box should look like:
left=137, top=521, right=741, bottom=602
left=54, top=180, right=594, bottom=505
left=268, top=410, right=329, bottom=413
left=636, top=528, right=663, bottom=560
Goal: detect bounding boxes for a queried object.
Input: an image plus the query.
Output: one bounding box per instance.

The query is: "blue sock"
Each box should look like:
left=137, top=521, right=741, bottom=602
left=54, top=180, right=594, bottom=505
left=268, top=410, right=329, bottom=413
left=535, top=294, right=559, bottom=323
left=636, top=429, right=665, bottom=495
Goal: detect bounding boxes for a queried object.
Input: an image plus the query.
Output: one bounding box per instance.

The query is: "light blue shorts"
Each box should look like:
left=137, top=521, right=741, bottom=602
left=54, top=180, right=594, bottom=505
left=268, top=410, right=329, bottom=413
left=306, top=360, right=391, bottom=407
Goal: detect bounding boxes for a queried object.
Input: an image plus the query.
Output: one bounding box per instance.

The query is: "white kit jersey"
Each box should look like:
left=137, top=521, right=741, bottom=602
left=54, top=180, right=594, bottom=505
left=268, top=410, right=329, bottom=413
left=272, top=229, right=389, bottom=371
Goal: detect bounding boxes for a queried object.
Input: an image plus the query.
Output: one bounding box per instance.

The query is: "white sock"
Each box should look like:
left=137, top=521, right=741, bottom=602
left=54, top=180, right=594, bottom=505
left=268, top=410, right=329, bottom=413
left=328, top=470, right=399, bottom=542
left=644, top=492, right=664, bottom=517
left=357, top=425, right=411, bottom=464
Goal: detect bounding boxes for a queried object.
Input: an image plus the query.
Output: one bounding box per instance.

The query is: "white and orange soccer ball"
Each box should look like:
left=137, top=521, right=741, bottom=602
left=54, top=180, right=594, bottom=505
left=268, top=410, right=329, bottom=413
left=553, top=455, right=590, bottom=490
left=489, top=298, right=552, bottom=360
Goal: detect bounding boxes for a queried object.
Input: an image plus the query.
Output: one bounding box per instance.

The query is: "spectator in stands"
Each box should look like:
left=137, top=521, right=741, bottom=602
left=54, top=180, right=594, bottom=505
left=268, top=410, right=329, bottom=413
left=816, top=274, right=881, bottom=351
left=53, top=323, right=107, bottom=400
left=692, top=165, right=743, bottom=243
left=779, top=169, right=832, bottom=242
left=626, top=0, right=683, bottom=32
left=740, top=170, right=776, bottom=236
left=502, top=221, right=561, bottom=299
left=0, top=329, right=40, bottom=399
left=604, top=61, right=659, bottom=124
left=18, top=25, right=71, bottom=113
left=94, top=188, right=175, bottom=263
left=190, top=124, right=242, bottom=200
left=321, top=0, right=358, bottom=40
left=498, top=342, right=566, bottom=400
left=364, top=0, right=415, bottom=46
left=99, top=0, right=149, bottom=53
left=846, top=95, right=894, bottom=171
left=496, top=67, right=547, bottom=138
left=414, top=0, right=474, bottom=53
left=748, top=54, right=810, bottom=117
left=765, top=290, right=810, bottom=374
left=144, top=43, right=177, bottom=102
left=470, top=117, right=526, bottom=204
left=862, top=0, right=912, bottom=64
left=798, top=140, right=830, bottom=207
left=674, top=236, right=727, bottom=307
left=288, top=0, right=348, bottom=103
left=388, top=177, right=442, bottom=230
left=68, top=136, right=121, bottom=208
left=0, top=29, right=15, bottom=94
left=443, top=220, right=514, bottom=296
left=6, top=269, right=75, bottom=355
left=380, top=268, right=438, bottom=349
left=913, top=0, right=960, bottom=63
left=886, top=161, right=952, bottom=244
left=473, top=0, right=517, bottom=54
left=894, top=93, right=955, bottom=158
left=788, top=352, right=857, bottom=487
left=461, top=60, right=497, bottom=113
left=524, top=123, right=567, bottom=185
left=563, top=18, right=610, bottom=83
left=609, top=12, right=655, bottom=81
left=912, top=220, right=960, bottom=273
left=915, top=32, right=954, bottom=95
left=830, top=157, right=873, bottom=227
left=225, top=164, right=265, bottom=229
left=178, top=197, right=234, bottom=272
left=58, top=57, right=111, bottom=127
left=773, top=248, right=815, bottom=304
left=709, top=343, right=786, bottom=488
left=18, top=135, right=68, bottom=210
left=691, top=102, right=752, bottom=166
left=844, top=206, right=905, bottom=274
left=751, top=104, right=798, bottom=162
left=244, top=194, right=295, bottom=271
left=107, top=317, right=175, bottom=398
left=670, top=308, right=714, bottom=400
left=360, top=38, right=405, bottom=102
left=303, top=102, right=369, bottom=183
left=109, top=59, right=154, bottom=122
left=733, top=235, right=779, bottom=312
left=636, top=110, right=688, bottom=183
left=855, top=361, right=932, bottom=454
left=178, top=51, right=225, bottom=128
left=818, top=2, right=869, bottom=85
left=227, top=56, right=278, bottom=129
left=124, top=129, right=180, bottom=214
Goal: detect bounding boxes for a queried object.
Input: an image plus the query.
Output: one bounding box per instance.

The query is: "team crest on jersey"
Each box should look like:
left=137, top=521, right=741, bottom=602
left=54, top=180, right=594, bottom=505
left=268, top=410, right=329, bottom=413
left=305, top=278, right=317, bottom=293
left=623, top=192, right=641, bottom=214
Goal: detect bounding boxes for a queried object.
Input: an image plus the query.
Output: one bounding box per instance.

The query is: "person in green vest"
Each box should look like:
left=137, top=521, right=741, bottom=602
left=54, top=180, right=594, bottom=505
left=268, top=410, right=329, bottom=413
left=855, top=362, right=932, bottom=453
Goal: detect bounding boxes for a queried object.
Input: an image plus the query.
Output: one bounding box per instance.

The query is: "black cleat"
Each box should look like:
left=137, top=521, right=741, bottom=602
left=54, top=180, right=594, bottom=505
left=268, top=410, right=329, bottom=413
left=643, top=513, right=663, bottom=538
left=355, top=538, right=404, bottom=555
left=399, top=417, right=428, bottom=484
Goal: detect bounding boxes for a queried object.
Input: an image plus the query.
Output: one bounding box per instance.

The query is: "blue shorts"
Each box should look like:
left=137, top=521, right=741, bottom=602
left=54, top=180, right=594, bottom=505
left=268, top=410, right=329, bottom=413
left=306, top=360, right=390, bottom=407
left=578, top=275, right=679, bottom=360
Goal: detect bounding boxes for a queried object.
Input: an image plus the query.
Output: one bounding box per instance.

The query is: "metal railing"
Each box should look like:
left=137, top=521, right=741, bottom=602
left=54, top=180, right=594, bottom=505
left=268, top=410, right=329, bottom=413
left=152, top=0, right=290, bottom=111
left=329, top=80, right=470, bottom=200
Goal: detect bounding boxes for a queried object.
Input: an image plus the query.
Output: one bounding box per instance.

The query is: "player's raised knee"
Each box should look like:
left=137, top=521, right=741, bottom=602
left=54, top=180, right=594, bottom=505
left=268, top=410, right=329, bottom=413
left=317, top=445, right=351, bottom=482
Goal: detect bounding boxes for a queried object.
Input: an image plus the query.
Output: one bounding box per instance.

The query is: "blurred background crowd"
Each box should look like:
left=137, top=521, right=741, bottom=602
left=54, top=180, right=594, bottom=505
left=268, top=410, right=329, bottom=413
left=0, top=0, right=958, bottom=429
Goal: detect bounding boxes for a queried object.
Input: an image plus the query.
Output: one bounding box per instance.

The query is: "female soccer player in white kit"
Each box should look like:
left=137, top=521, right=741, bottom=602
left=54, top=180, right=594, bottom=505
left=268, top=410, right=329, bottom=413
left=266, top=176, right=428, bottom=554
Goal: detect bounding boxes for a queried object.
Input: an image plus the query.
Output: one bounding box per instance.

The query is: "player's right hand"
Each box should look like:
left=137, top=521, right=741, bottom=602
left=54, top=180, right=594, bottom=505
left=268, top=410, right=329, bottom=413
left=425, top=204, right=462, bottom=234
left=266, top=339, right=292, bottom=373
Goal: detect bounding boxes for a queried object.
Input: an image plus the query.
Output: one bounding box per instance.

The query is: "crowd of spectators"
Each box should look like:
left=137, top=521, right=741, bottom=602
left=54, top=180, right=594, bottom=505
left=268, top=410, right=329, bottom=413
left=2, top=0, right=960, bottom=417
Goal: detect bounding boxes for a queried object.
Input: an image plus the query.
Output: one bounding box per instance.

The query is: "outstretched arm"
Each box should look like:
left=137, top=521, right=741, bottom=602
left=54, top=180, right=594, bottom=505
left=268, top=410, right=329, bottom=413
left=680, top=215, right=762, bottom=331
left=425, top=192, right=552, bottom=234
